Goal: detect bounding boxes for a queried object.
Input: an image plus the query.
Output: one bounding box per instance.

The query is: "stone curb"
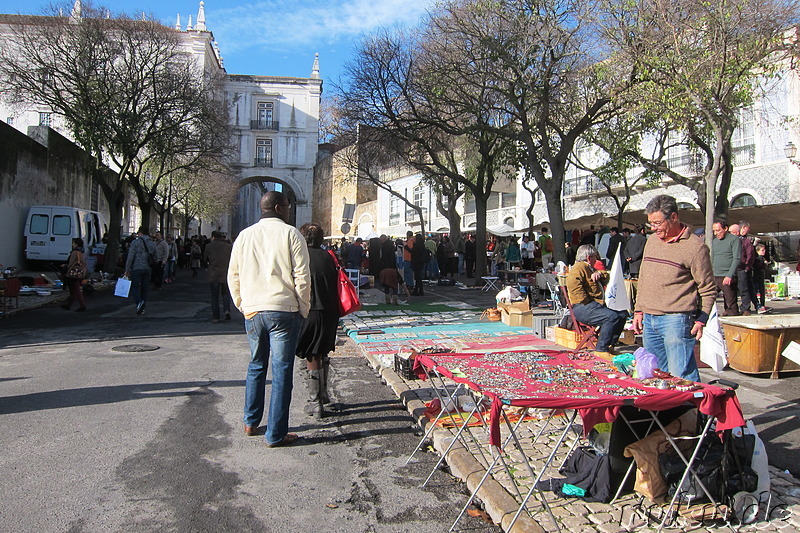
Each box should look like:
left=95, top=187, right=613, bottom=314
left=361, top=348, right=545, bottom=533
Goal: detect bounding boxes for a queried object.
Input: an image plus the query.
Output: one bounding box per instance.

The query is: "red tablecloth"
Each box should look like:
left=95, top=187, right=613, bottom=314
left=413, top=350, right=745, bottom=447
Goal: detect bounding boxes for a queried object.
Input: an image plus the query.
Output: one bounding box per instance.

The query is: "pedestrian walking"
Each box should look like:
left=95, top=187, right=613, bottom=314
left=228, top=191, right=311, bottom=447
left=411, top=233, right=426, bottom=296
left=189, top=238, right=202, bottom=278
left=631, top=195, right=716, bottom=382
left=125, top=226, right=157, bottom=315
left=204, top=230, right=233, bottom=323
left=152, top=231, right=169, bottom=290
left=711, top=219, right=741, bottom=316
left=60, top=237, right=87, bottom=312
left=295, top=223, right=339, bottom=419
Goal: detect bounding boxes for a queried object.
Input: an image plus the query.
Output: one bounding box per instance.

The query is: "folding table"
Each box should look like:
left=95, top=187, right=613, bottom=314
left=480, top=276, right=500, bottom=291
left=412, top=350, right=746, bottom=531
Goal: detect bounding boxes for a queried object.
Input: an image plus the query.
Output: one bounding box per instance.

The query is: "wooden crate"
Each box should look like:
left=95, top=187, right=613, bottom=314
left=554, top=326, right=580, bottom=349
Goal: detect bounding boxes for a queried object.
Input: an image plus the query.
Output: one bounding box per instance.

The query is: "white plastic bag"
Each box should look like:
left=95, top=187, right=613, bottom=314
left=746, top=420, right=771, bottom=501
left=114, top=277, right=131, bottom=298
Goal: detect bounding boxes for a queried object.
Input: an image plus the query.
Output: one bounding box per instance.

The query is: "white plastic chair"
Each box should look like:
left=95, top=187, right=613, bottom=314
left=345, top=269, right=360, bottom=287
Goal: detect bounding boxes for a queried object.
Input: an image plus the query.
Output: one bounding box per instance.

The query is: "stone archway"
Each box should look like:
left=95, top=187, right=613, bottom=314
left=234, top=175, right=300, bottom=235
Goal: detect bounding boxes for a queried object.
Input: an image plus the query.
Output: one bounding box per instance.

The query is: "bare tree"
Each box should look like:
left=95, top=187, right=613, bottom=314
left=0, top=6, right=231, bottom=268
left=339, top=27, right=516, bottom=278
left=429, top=0, right=634, bottom=262
left=602, top=0, right=799, bottom=240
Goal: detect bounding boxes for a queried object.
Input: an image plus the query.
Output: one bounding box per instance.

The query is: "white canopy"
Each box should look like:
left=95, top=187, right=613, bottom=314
left=486, top=223, right=518, bottom=237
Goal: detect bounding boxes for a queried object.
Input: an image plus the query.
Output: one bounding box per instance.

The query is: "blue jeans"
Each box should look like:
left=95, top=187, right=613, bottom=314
left=571, top=301, right=627, bottom=352
left=403, top=260, right=414, bottom=288
left=130, top=268, right=151, bottom=307
left=210, top=282, right=231, bottom=319
left=642, top=313, right=700, bottom=382
left=244, top=311, right=303, bottom=444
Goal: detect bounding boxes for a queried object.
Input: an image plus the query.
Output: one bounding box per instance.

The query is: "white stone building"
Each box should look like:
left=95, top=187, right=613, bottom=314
left=0, top=1, right=321, bottom=241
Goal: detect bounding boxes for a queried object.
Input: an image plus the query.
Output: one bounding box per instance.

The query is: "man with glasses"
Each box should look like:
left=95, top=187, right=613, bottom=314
left=228, top=191, right=311, bottom=447
left=631, top=195, right=716, bottom=382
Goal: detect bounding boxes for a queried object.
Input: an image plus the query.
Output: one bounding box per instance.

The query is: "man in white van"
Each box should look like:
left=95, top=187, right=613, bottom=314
left=125, top=226, right=157, bottom=315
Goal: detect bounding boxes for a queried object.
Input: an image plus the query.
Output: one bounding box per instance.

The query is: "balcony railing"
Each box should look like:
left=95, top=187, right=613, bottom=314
left=250, top=120, right=279, bottom=131
left=254, top=158, right=273, bottom=168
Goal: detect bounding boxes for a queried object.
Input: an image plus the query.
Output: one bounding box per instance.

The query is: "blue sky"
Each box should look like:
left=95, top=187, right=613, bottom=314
left=0, top=0, right=432, bottom=83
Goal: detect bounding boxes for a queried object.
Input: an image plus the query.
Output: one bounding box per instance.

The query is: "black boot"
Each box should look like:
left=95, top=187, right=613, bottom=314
left=304, top=369, right=324, bottom=419
left=320, top=358, right=331, bottom=406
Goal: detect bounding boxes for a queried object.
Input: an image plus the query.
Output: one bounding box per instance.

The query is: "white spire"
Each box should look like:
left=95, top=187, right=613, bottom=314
left=187, top=15, right=193, bottom=31
left=311, top=53, right=320, bottom=79
left=196, top=1, right=206, bottom=31
left=69, top=0, right=81, bottom=22
left=175, top=14, right=181, bottom=30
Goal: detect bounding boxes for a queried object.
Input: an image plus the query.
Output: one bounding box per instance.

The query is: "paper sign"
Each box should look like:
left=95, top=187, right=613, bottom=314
left=604, top=244, right=630, bottom=312
left=782, top=341, right=800, bottom=366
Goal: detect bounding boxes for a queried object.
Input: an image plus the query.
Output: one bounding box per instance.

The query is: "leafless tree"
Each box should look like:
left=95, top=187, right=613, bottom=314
left=0, top=6, right=232, bottom=268
left=429, top=0, right=634, bottom=262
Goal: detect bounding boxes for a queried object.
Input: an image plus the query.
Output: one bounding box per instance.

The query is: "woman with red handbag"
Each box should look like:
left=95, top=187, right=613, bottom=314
left=295, top=224, right=340, bottom=419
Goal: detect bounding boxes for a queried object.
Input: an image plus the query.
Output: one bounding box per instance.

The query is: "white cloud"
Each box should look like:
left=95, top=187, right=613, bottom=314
left=209, top=0, right=432, bottom=55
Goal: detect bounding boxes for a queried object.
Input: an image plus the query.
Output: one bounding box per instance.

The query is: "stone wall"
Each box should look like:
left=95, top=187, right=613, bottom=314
left=0, top=122, right=110, bottom=267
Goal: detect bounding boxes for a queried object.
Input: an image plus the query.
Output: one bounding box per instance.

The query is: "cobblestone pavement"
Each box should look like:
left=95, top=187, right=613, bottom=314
left=341, top=282, right=800, bottom=533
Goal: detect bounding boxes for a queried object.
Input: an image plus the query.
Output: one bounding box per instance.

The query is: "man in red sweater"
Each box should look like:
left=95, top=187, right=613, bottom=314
left=631, top=195, right=716, bottom=382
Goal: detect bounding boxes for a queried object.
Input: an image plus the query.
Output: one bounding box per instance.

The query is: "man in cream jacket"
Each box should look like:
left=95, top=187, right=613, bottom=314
left=228, top=191, right=311, bottom=447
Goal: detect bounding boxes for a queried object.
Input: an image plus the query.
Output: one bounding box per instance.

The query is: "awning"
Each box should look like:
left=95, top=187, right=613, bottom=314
left=486, top=223, right=520, bottom=237
left=615, top=202, right=800, bottom=234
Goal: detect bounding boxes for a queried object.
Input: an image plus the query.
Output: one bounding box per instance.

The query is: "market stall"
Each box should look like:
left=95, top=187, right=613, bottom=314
left=412, top=350, right=745, bottom=530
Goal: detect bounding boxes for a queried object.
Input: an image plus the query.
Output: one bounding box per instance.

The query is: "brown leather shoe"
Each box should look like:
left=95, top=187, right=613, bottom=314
left=266, top=433, right=299, bottom=448
left=244, top=425, right=259, bottom=436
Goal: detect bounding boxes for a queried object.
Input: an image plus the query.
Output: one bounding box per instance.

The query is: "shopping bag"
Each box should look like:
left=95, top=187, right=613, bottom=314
left=114, top=277, right=131, bottom=298
left=327, top=250, right=361, bottom=316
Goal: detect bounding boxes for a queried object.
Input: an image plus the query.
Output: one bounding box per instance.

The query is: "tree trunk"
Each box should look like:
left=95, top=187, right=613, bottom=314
left=542, top=187, right=566, bottom=263
left=474, top=196, right=488, bottom=280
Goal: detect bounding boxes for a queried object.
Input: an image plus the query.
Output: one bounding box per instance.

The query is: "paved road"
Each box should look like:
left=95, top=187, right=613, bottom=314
left=0, top=272, right=499, bottom=532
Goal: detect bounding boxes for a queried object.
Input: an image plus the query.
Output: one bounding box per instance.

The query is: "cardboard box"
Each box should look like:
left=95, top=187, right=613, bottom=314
left=619, top=329, right=636, bottom=345
left=498, top=298, right=533, bottom=328
left=545, top=326, right=556, bottom=342
left=554, top=326, right=580, bottom=349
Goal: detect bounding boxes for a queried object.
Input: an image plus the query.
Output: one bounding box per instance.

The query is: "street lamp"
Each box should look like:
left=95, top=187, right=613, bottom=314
left=785, top=141, right=800, bottom=169
left=785, top=141, right=797, bottom=159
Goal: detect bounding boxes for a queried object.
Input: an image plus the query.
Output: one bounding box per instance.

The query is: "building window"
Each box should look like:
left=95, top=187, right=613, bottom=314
left=389, top=196, right=401, bottom=226
left=39, top=112, right=51, bottom=127
left=464, top=196, right=476, bottom=214
left=6, top=116, right=13, bottom=125
left=255, top=139, right=272, bottom=167
left=731, top=194, right=757, bottom=208
left=732, top=107, right=755, bottom=166
left=251, top=102, right=277, bottom=130
left=487, top=192, right=500, bottom=210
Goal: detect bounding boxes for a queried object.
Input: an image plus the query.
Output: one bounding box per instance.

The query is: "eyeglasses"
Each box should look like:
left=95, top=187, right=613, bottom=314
left=647, top=217, right=670, bottom=229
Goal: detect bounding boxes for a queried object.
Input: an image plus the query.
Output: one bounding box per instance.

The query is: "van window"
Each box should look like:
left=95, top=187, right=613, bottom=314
left=30, top=214, right=49, bottom=234
left=53, top=215, right=72, bottom=235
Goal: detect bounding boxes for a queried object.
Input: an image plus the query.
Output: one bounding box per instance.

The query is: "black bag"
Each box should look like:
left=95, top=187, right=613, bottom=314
left=659, top=432, right=757, bottom=504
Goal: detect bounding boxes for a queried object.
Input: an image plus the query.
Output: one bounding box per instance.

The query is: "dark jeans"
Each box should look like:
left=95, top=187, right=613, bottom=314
left=737, top=269, right=755, bottom=312
left=571, top=301, right=628, bottom=352
left=715, top=275, right=739, bottom=316
left=412, top=265, right=424, bottom=294
left=130, top=268, right=151, bottom=307
left=210, top=282, right=231, bottom=319
left=465, top=257, right=475, bottom=277
left=753, top=273, right=766, bottom=309
left=152, top=262, right=165, bottom=288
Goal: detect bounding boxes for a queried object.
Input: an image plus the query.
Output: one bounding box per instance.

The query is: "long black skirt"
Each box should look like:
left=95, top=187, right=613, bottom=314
left=296, top=309, right=339, bottom=360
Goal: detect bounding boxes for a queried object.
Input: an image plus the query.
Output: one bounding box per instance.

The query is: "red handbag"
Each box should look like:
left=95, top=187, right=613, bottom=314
left=327, top=250, right=361, bottom=316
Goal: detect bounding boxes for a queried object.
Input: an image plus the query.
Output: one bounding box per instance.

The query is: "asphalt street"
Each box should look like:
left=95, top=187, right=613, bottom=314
left=0, top=272, right=499, bottom=533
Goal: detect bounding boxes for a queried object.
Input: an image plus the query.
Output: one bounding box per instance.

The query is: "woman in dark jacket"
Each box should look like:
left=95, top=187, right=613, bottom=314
left=411, top=233, right=426, bottom=296
left=61, top=237, right=87, bottom=312
left=295, top=223, right=340, bottom=419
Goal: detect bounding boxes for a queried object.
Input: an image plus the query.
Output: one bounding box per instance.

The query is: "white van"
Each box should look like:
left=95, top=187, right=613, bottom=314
left=24, top=206, right=106, bottom=263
